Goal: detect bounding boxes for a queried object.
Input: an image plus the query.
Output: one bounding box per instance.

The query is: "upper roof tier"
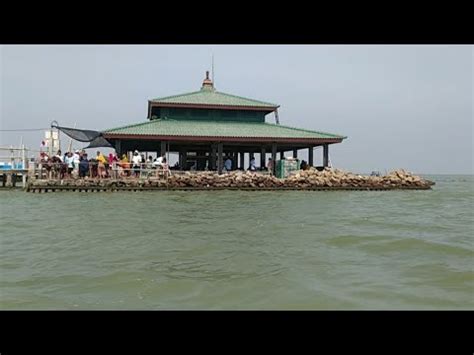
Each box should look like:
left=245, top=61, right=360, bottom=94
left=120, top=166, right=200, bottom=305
left=149, top=71, right=279, bottom=112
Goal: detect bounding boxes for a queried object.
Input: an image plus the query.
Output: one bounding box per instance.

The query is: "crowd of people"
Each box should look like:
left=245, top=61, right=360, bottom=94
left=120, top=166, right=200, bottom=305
left=37, top=149, right=171, bottom=179
left=36, top=149, right=305, bottom=179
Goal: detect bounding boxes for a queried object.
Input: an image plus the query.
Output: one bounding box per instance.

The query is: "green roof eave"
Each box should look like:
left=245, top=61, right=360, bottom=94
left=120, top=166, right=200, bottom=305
left=149, top=89, right=279, bottom=109
left=103, top=119, right=346, bottom=142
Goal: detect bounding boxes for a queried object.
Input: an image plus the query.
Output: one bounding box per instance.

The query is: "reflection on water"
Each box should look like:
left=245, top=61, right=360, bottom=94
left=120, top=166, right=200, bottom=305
left=0, top=175, right=473, bottom=309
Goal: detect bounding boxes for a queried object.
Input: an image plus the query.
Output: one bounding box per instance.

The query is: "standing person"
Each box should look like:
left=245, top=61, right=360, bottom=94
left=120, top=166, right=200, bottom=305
left=146, top=156, right=154, bottom=169
left=96, top=151, right=107, bottom=179
left=65, top=152, right=74, bottom=178
left=131, top=150, right=142, bottom=177
left=267, top=157, right=274, bottom=175
left=79, top=154, right=89, bottom=178
left=108, top=152, right=118, bottom=178
left=249, top=157, right=256, bottom=171
left=120, top=154, right=130, bottom=177
left=224, top=157, right=232, bottom=172
left=161, top=157, right=171, bottom=178
left=54, top=150, right=64, bottom=178
left=108, top=152, right=116, bottom=166
left=55, top=150, right=63, bottom=163
left=300, top=160, right=307, bottom=170
left=72, top=150, right=81, bottom=177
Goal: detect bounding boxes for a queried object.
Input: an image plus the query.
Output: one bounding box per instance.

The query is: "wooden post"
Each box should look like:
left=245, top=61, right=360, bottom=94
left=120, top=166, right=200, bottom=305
left=293, top=149, right=298, bottom=159
left=217, top=143, right=223, bottom=175
left=308, top=146, right=314, bottom=167
left=323, top=144, right=329, bottom=167
left=239, top=152, right=244, bottom=170
left=271, top=143, right=277, bottom=175
left=260, top=147, right=266, bottom=169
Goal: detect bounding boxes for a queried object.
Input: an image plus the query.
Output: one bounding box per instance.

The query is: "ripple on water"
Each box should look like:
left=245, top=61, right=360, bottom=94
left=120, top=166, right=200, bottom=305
left=1, top=175, right=473, bottom=309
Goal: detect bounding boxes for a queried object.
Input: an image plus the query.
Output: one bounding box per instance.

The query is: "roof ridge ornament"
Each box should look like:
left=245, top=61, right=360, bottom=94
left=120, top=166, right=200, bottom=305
left=201, top=70, right=215, bottom=92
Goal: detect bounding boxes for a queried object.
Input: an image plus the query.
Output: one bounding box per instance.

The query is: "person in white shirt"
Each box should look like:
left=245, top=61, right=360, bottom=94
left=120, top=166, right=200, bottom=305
left=72, top=150, right=81, bottom=176
left=55, top=150, right=64, bottom=163
left=65, top=152, right=74, bottom=177
left=153, top=154, right=164, bottom=168
left=131, top=150, right=142, bottom=177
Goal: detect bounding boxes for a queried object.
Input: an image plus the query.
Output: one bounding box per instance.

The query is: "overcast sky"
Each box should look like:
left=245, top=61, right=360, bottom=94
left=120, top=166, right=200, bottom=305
left=1, top=45, right=472, bottom=174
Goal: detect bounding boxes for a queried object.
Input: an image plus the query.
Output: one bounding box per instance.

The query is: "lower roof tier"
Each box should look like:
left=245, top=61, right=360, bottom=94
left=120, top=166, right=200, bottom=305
left=103, top=119, right=347, bottom=144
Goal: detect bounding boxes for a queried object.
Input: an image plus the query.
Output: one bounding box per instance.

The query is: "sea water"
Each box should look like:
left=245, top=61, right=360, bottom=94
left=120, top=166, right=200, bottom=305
left=0, top=175, right=472, bottom=309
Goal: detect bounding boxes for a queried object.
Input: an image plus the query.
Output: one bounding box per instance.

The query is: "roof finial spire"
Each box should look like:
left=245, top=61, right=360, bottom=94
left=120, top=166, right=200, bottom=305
left=201, top=70, right=215, bottom=91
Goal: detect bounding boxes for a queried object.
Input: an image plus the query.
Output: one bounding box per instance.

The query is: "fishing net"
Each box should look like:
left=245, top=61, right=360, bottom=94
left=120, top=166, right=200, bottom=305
left=52, top=124, right=113, bottom=148
left=83, top=135, right=113, bottom=149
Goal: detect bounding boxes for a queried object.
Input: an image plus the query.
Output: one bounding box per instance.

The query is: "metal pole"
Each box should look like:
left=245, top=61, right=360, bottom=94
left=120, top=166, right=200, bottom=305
left=22, top=144, right=26, bottom=187
left=271, top=143, right=277, bottom=175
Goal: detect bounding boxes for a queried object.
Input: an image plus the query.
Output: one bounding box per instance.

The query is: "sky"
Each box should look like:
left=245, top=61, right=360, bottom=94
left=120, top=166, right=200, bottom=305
left=1, top=45, right=472, bottom=174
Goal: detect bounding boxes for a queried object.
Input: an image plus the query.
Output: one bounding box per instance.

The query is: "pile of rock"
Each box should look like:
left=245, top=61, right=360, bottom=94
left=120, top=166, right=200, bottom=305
left=29, top=168, right=435, bottom=190
left=284, top=168, right=435, bottom=189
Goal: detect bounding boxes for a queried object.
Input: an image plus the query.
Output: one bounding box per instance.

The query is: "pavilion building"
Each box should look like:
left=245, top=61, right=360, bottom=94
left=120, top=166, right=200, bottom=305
left=103, top=72, right=347, bottom=174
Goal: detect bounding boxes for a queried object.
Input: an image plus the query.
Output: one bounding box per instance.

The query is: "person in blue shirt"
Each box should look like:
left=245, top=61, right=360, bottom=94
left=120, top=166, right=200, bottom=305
left=79, top=154, right=90, bottom=178
left=224, top=157, right=232, bottom=171
left=249, top=157, right=256, bottom=171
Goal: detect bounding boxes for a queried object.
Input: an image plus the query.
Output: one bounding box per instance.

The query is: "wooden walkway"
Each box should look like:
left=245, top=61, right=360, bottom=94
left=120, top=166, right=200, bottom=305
left=25, top=185, right=432, bottom=193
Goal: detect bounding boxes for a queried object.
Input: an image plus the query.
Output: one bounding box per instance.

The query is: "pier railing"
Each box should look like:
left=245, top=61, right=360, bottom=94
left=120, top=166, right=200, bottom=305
left=27, top=161, right=273, bottom=181
left=0, top=145, right=29, bottom=187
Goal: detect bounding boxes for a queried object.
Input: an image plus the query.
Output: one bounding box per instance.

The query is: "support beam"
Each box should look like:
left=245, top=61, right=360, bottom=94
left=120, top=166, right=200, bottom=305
left=308, top=146, right=314, bottom=167
left=271, top=143, right=277, bottom=175
left=217, top=143, right=223, bottom=175
left=293, top=149, right=298, bottom=159
left=115, top=140, right=122, bottom=156
left=160, top=141, right=166, bottom=157
left=323, top=144, right=329, bottom=167
left=210, top=145, right=216, bottom=170
left=260, top=148, right=266, bottom=169
left=179, top=150, right=185, bottom=169
left=239, top=152, right=244, bottom=170
left=231, top=152, right=237, bottom=170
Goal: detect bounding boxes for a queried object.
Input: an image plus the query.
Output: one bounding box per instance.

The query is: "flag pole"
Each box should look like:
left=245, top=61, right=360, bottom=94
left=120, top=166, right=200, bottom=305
left=212, top=53, right=215, bottom=86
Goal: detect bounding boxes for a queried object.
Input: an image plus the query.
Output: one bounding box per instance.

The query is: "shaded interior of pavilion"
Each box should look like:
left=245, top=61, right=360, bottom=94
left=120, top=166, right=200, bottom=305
left=109, top=138, right=334, bottom=174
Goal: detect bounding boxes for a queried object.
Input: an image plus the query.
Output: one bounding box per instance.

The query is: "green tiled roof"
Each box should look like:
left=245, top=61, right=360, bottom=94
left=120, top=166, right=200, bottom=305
left=150, top=87, right=279, bottom=109
left=104, top=119, right=346, bottom=140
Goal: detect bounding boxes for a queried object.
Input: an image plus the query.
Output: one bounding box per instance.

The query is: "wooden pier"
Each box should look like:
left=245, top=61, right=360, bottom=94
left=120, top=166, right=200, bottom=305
left=25, top=184, right=432, bottom=193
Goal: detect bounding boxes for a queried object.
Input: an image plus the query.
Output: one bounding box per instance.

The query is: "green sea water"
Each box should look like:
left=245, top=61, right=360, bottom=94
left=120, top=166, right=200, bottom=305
left=1, top=175, right=473, bottom=309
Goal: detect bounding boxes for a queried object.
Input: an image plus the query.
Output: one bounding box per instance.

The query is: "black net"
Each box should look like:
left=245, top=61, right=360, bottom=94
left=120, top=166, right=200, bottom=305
left=83, top=135, right=113, bottom=149
left=53, top=124, right=113, bottom=148
left=53, top=125, right=103, bottom=142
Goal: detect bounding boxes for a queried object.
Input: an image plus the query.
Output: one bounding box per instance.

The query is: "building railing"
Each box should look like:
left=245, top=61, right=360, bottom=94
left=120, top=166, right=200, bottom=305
left=28, top=161, right=273, bottom=181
